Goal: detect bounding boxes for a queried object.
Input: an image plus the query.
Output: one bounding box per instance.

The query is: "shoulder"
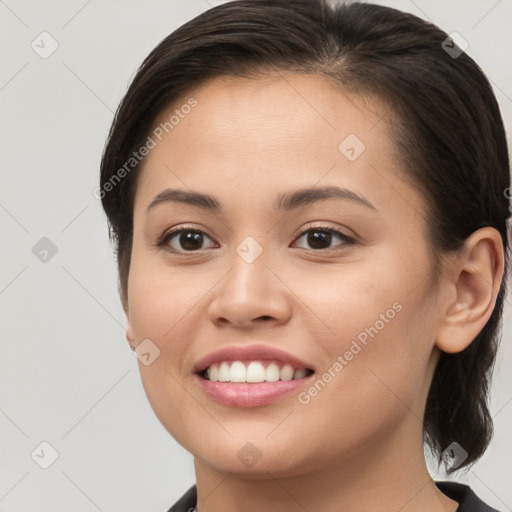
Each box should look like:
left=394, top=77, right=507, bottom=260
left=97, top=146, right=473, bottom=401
left=435, top=480, right=502, bottom=512
left=165, top=484, right=197, bottom=512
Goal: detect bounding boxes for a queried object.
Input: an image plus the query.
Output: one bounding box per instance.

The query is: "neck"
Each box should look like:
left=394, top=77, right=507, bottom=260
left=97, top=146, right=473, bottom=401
left=192, top=414, right=459, bottom=512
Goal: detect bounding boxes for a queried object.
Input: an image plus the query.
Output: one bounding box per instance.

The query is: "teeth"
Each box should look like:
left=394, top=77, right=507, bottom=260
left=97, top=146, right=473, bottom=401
left=205, top=360, right=311, bottom=383
left=280, top=364, right=294, bottom=381
left=247, top=361, right=266, bottom=383
left=293, top=368, right=307, bottom=380
left=218, top=361, right=230, bottom=382
left=266, top=362, right=280, bottom=382
left=230, top=361, right=246, bottom=382
left=209, top=364, right=219, bottom=382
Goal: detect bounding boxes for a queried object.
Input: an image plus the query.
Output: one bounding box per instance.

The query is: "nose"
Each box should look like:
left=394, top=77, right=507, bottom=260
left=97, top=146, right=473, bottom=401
left=207, top=247, right=292, bottom=329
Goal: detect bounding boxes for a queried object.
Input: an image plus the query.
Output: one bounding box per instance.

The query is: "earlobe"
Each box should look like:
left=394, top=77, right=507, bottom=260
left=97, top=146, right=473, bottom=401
left=436, top=227, right=504, bottom=354
left=122, top=293, right=134, bottom=350
left=125, top=318, right=135, bottom=351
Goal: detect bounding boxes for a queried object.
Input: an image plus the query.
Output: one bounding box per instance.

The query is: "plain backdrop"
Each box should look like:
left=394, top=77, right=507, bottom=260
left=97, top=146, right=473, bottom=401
left=1, top=0, right=511, bottom=511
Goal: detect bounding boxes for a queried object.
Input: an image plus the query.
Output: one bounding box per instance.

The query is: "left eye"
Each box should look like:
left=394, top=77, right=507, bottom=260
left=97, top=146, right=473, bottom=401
left=292, top=227, right=355, bottom=251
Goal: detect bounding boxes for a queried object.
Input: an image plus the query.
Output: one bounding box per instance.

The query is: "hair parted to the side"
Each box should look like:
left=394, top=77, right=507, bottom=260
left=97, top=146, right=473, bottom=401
left=99, top=0, right=510, bottom=473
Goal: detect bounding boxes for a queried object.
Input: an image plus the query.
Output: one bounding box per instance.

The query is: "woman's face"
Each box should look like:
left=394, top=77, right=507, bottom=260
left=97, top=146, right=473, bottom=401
left=126, top=73, right=446, bottom=477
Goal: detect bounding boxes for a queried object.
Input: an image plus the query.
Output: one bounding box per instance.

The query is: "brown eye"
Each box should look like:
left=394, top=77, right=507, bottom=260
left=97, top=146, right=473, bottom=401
left=161, top=229, right=216, bottom=252
left=293, top=226, right=355, bottom=251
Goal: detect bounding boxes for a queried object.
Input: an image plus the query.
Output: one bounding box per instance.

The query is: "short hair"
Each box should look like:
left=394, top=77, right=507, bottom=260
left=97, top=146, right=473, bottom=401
left=99, top=0, right=510, bottom=472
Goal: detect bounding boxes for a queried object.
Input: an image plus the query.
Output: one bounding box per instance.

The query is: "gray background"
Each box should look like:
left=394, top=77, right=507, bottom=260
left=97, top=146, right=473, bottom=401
left=0, top=0, right=511, bottom=511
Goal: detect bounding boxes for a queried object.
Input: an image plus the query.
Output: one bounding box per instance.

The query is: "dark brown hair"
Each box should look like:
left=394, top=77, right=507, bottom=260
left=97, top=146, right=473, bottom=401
left=99, top=0, right=510, bottom=472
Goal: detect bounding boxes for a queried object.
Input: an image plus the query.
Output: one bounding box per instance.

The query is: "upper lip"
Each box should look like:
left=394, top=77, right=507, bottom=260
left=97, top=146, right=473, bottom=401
left=193, top=344, right=315, bottom=374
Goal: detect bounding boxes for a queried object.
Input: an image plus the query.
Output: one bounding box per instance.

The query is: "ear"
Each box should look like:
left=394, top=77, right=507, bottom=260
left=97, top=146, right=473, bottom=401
left=125, top=319, right=135, bottom=351
left=436, top=227, right=505, bottom=354
left=121, top=292, right=135, bottom=350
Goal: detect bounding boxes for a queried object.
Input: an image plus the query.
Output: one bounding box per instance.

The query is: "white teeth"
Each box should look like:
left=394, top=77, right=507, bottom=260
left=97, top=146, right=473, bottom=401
left=218, top=361, right=231, bottom=382
left=230, top=361, right=246, bottom=382
left=280, top=364, right=294, bottom=381
left=265, top=362, right=280, bottom=382
left=204, top=360, right=311, bottom=383
left=247, top=361, right=266, bottom=383
left=208, top=364, right=219, bottom=382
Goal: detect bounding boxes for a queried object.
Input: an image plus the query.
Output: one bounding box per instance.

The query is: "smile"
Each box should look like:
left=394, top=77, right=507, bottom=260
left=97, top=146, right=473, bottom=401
left=200, top=360, right=314, bottom=383
left=192, top=344, right=316, bottom=407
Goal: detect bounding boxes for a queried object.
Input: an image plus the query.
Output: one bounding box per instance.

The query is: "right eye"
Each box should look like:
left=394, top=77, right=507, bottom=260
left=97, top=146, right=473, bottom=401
left=158, top=227, right=217, bottom=253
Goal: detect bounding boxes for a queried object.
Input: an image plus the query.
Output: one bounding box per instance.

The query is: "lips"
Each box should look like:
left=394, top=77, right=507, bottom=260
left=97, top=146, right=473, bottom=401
left=192, top=345, right=316, bottom=407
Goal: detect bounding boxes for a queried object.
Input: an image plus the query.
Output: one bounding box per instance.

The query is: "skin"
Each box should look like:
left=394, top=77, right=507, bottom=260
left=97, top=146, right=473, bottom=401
left=123, top=72, right=504, bottom=512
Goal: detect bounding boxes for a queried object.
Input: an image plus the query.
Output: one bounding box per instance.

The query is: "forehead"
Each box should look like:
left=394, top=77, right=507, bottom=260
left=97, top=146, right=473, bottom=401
left=148, top=72, right=386, bottom=157
left=133, top=72, right=419, bottom=218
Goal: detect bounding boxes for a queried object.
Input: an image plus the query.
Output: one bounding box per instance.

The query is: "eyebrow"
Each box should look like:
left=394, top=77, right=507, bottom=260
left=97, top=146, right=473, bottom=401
left=146, top=185, right=377, bottom=214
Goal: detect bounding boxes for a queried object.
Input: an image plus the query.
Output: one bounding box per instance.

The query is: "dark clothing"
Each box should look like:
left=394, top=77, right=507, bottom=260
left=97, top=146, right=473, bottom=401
left=166, top=480, right=501, bottom=511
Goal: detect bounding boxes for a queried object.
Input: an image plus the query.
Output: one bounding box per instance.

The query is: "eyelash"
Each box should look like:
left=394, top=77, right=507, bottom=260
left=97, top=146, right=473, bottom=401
left=156, top=224, right=356, bottom=254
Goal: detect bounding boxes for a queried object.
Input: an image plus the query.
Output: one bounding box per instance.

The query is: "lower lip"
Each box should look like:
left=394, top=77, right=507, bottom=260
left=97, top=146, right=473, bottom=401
left=194, top=374, right=314, bottom=407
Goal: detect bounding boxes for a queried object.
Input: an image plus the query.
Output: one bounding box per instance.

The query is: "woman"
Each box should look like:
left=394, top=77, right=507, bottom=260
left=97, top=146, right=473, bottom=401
left=99, top=1, right=509, bottom=510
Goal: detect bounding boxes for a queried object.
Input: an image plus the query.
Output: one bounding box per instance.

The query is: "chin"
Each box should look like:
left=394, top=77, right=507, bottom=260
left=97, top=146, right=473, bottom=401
left=191, top=440, right=315, bottom=479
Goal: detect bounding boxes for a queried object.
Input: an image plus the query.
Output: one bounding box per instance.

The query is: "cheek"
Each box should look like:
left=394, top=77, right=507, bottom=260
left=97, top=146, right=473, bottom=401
left=294, top=307, right=433, bottom=464
left=127, top=250, right=209, bottom=341
left=293, top=253, right=436, bottom=416
left=126, top=251, right=212, bottom=435
left=287, top=255, right=406, bottom=349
